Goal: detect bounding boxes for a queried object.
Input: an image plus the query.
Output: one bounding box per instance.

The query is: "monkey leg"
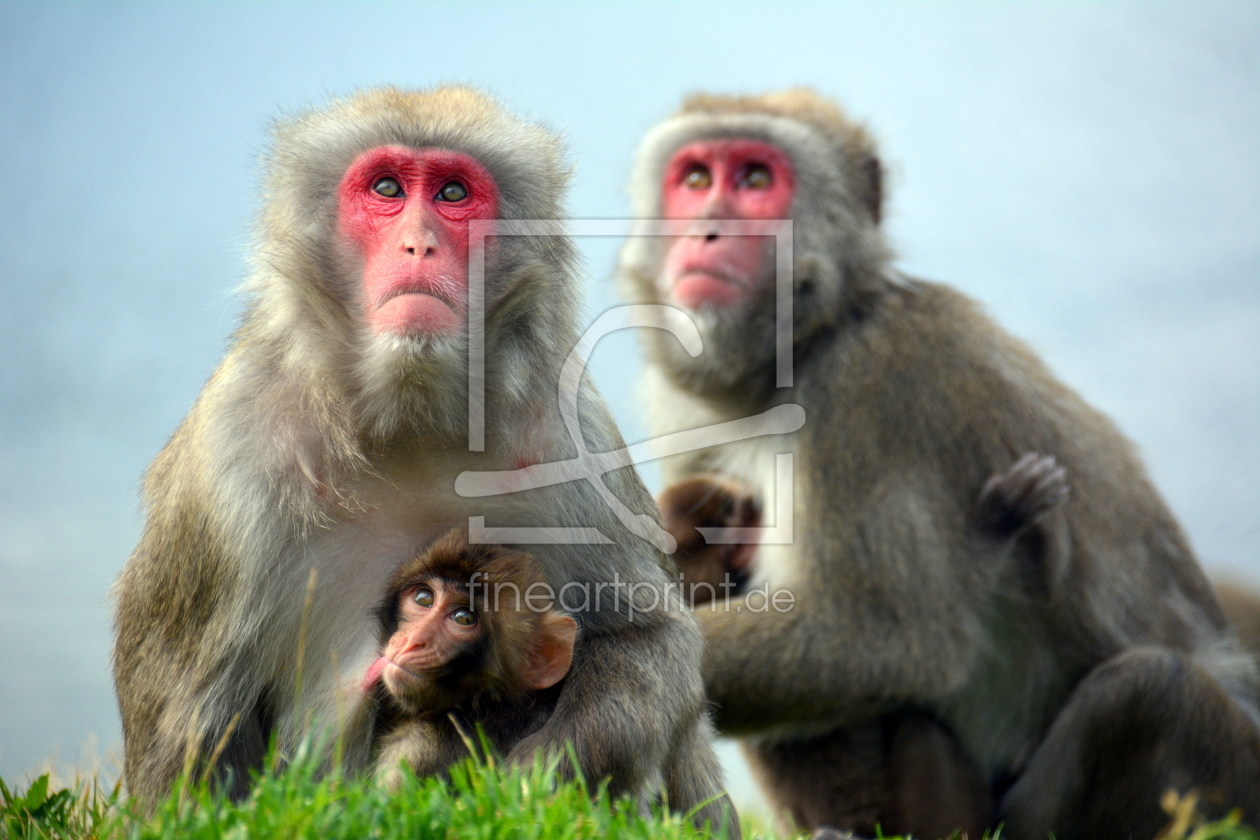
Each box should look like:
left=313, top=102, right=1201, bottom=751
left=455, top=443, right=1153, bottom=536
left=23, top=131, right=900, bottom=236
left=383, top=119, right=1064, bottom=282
left=743, top=723, right=886, bottom=835
left=999, top=647, right=1260, bottom=839
left=663, top=718, right=743, bottom=838
left=884, top=712, right=993, bottom=838
left=744, top=710, right=991, bottom=840
left=505, top=611, right=705, bottom=804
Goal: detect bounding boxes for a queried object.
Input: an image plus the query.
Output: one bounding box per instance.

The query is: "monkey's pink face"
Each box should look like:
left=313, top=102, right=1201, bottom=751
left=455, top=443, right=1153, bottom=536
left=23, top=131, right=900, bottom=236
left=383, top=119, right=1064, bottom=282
left=378, top=578, right=481, bottom=696
left=660, top=140, right=794, bottom=310
left=338, top=146, right=499, bottom=338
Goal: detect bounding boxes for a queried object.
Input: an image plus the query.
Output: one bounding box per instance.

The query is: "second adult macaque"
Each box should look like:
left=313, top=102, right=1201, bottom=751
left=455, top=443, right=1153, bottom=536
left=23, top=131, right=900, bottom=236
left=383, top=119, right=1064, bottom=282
left=366, top=529, right=740, bottom=838
left=619, top=88, right=1260, bottom=839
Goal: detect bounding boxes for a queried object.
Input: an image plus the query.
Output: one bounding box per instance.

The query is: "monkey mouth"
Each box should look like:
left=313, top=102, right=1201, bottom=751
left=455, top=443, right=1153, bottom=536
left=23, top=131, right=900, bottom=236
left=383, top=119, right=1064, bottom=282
left=382, top=652, right=451, bottom=680
left=673, top=267, right=743, bottom=289
left=376, top=284, right=460, bottom=313
left=671, top=269, right=746, bottom=309
left=370, top=284, right=465, bottom=337
left=726, top=565, right=751, bottom=595
left=362, top=655, right=389, bottom=693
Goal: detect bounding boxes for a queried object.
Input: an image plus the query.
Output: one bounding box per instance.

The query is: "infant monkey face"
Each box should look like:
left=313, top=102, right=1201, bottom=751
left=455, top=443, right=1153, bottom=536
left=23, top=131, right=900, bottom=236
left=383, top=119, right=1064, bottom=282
left=382, top=577, right=480, bottom=693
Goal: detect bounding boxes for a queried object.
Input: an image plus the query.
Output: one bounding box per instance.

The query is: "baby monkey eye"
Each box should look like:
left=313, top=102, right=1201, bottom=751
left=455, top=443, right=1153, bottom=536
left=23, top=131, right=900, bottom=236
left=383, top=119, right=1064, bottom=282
left=739, top=164, right=773, bottom=189
left=373, top=177, right=404, bottom=198
left=450, top=608, right=476, bottom=627
left=682, top=165, right=712, bottom=190
left=411, top=587, right=434, bottom=608
left=436, top=181, right=468, bottom=202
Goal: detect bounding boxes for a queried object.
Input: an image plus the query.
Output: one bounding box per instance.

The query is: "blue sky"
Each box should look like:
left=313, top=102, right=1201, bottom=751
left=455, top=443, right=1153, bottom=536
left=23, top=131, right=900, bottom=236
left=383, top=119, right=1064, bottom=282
left=1, top=2, right=1257, bottom=799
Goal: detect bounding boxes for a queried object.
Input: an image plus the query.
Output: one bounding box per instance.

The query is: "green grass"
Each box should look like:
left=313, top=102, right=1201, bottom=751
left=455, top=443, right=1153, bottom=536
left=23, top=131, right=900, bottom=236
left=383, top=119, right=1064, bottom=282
left=0, top=742, right=750, bottom=840
left=2, top=748, right=1256, bottom=840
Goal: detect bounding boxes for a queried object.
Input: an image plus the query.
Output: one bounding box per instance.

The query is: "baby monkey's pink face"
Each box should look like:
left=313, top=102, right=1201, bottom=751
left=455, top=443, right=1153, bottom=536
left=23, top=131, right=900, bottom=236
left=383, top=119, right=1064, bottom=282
left=359, top=541, right=578, bottom=708
left=377, top=577, right=480, bottom=695
left=659, top=139, right=795, bottom=310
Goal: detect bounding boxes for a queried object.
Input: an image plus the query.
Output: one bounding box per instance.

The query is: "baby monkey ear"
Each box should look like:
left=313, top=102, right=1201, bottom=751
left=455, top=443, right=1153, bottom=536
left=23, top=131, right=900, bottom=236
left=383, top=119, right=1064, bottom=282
left=524, top=613, right=578, bottom=690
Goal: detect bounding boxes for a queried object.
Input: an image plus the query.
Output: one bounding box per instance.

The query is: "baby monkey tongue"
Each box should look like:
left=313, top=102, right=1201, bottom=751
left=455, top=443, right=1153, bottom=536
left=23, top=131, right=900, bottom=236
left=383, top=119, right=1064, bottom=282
left=361, top=655, right=389, bottom=694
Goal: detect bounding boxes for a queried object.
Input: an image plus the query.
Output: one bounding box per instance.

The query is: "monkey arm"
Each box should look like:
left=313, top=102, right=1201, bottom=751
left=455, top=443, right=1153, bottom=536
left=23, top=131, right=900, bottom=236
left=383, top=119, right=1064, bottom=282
left=694, top=592, right=979, bottom=735
left=505, top=608, right=707, bottom=798
left=112, top=434, right=268, bottom=804
left=374, top=718, right=462, bottom=790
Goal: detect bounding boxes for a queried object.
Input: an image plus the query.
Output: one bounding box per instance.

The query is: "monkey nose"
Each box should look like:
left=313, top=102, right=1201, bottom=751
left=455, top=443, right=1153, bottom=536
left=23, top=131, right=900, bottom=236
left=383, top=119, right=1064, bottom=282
left=400, top=215, right=440, bottom=256
left=684, top=220, right=721, bottom=242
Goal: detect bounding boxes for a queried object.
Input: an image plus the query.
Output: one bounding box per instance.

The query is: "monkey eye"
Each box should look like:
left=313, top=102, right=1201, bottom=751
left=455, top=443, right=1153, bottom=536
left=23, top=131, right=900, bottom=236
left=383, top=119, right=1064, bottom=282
left=450, top=608, right=476, bottom=627
left=436, top=181, right=468, bottom=202
left=373, top=177, right=404, bottom=198
left=682, top=165, right=712, bottom=190
left=411, top=587, right=435, bottom=608
left=739, top=164, right=773, bottom=189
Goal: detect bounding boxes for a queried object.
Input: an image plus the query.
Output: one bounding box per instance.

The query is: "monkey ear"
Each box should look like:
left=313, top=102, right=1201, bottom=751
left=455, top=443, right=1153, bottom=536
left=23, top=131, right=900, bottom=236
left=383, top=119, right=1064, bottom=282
left=524, top=613, right=577, bottom=690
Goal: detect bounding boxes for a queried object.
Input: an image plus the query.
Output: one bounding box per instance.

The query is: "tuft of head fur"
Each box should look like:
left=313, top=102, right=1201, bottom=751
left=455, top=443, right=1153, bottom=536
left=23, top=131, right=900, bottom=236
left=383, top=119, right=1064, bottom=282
left=378, top=529, right=563, bottom=710
left=617, top=88, right=895, bottom=400
left=677, top=89, right=882, bottom=217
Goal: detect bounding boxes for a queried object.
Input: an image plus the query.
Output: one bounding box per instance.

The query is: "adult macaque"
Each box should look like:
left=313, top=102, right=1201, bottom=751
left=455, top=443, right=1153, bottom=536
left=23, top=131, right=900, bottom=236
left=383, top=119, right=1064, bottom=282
left=617, top=89, right=1260, bottom=838
left=112, top=87, right=723, bottom=816
left=365, top=529, right=739, bottom=836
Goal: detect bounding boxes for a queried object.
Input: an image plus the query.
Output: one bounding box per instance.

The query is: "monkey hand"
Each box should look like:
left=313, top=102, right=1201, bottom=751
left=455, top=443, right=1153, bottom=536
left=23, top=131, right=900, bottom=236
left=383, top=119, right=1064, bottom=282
left=659, top=476, right=761, bottom=606
left=976, top=453, right=1069, bottom=537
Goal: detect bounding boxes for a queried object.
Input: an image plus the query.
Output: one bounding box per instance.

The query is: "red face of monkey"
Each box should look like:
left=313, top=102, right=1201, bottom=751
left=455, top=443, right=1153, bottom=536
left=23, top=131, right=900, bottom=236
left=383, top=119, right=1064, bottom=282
left=337, top=146, right=499, bottom=338
left=370, top=577, right=482, bottom=697
left=660, top=139, right=795, bottom=311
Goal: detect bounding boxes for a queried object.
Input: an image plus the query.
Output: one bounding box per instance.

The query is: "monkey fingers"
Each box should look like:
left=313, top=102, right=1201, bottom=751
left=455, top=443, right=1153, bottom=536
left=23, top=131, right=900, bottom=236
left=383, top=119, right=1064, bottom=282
left=976, top=453, right=1069, bottom=537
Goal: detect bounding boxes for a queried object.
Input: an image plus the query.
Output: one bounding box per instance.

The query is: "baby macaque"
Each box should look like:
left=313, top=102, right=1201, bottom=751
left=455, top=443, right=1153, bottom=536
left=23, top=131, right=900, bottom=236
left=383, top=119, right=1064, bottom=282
left=364, top=529, right=576, bottom=789
left=364, top=529, right=741, bottom=840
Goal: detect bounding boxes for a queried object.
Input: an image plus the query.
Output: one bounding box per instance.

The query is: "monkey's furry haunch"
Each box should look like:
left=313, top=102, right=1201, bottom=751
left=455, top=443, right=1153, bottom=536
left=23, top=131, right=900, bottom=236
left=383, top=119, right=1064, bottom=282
left=112, top=88, right=729, bottom=831
left=620, top=88, right=1260, bottom=839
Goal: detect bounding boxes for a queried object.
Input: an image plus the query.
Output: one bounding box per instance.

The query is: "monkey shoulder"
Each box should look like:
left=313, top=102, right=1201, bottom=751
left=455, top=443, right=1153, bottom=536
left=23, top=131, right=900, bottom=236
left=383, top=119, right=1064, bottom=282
left=801, top=281, right=1126, bottom=473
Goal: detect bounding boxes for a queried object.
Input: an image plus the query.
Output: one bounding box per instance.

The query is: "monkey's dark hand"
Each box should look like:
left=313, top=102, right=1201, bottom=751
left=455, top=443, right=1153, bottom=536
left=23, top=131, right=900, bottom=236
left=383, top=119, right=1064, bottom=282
left=658, top=476, right=761, bottom=606
left=976, top=453, right=1069, bottom=537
